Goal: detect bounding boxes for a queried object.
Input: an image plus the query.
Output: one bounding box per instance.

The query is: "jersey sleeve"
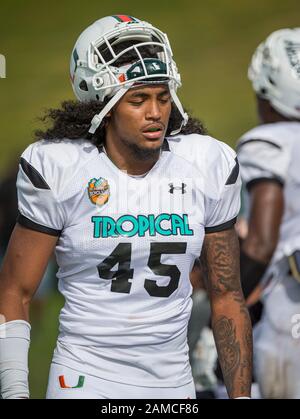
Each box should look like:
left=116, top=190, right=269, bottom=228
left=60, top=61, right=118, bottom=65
left=237, top=139, right=290, bottom=190
left=16, top=142, right=66, bottom=236
left=204, top=142, right=241, bottom=233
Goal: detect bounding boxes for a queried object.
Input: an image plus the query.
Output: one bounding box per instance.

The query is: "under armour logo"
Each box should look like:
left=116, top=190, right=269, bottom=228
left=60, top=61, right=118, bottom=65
left=169, top=183, right=187, bottom=194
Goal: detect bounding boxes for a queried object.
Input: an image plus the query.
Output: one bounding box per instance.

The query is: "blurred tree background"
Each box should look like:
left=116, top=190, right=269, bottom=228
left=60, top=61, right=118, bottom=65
left=0, top=0, right=299, bottom=398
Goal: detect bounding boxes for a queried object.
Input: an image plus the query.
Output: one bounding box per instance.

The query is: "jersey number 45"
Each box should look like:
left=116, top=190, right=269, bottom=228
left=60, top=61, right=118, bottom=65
left=98, top=242, right=187, bottom=298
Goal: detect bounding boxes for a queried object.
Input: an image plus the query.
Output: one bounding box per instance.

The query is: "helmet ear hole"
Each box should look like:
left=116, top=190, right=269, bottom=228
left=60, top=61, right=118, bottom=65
left=260, top=88, right=267, bottom=96
left=79, top=80, right=89, bottom=91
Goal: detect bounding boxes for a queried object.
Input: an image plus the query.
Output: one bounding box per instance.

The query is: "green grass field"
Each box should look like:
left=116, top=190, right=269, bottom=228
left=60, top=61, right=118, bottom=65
left=29, top=292, right=64, bottom=398
left=0, top=0, right=300, bottom=398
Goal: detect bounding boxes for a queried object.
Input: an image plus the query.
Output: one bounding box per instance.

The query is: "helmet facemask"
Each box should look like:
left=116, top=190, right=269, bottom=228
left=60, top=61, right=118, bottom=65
left=71, top=18, right=188, bottom=135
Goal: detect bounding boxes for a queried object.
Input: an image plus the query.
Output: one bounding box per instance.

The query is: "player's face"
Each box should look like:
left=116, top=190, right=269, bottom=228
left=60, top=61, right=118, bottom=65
left=107, top=84, right=172, bottom=159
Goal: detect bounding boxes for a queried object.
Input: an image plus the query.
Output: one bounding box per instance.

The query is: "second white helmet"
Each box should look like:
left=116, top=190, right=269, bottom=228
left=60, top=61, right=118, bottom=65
left=248, top=28, right=300, bottom=119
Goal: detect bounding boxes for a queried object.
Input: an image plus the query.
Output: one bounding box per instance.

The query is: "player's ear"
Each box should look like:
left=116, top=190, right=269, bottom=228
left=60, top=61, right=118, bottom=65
left=104, top=113, right=112, bottom=127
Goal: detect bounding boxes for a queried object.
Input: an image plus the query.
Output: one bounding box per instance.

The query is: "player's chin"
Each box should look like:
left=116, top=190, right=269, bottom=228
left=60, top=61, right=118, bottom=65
left=140, top=133, right=165, bottom=149
left=130, top=137, right=163, bottom=160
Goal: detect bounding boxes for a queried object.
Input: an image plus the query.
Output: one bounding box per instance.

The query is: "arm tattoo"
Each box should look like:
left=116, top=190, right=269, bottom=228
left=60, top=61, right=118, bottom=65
left=201, top=228, right=240, bottom=294
left=214, top=316, right=241, bottom=396
left=201, top=228, right=253, bottom=398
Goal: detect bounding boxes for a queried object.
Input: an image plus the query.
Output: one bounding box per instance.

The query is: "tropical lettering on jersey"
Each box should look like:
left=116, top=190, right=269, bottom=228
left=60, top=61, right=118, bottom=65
left=92, top=213, right=194, bottom=238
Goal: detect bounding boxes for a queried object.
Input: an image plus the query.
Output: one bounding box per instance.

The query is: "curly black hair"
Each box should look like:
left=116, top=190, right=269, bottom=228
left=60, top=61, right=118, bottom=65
left=35, top=41, right=206, bottom=146
left=35, top=100, right=206, bottom=147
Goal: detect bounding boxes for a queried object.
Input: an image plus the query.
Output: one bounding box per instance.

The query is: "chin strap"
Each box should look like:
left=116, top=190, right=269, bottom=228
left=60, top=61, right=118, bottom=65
left=169, top=87, right=189, bottom=136
left=88, top=86, right=130, bottom=134
left=89, top=83, right=189, bottom=136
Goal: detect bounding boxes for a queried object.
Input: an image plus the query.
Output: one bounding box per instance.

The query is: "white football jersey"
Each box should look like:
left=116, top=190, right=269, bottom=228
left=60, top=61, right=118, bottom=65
left=238, top=122, right=300, bottom=332
left=17, top=133, right=240, bottom=387
left=238, top=122, right=300, bottom=266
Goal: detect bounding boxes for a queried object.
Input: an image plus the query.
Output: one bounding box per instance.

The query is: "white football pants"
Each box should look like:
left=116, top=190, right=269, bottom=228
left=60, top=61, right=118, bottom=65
left=46, top=363, right=196, bottom=399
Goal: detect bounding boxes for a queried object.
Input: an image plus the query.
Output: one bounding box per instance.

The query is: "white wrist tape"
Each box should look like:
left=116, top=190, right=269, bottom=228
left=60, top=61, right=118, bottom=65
left=0, top=320, right=31, bottom=399
left=234, top=397, right=251, bottom=399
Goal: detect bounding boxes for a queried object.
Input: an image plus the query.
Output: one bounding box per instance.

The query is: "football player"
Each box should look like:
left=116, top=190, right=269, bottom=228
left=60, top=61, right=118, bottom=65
left=0, top=15, right=252, bottom=399
left=238, top=28, right=300, bottom=398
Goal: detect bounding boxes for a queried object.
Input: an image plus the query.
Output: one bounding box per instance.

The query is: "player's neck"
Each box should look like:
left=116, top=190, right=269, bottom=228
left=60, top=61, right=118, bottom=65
left=260, top=114, right=291, bottom=124
left=257, top=97, right=293, bottom=124
left=103, top=137, right=161, bottom=176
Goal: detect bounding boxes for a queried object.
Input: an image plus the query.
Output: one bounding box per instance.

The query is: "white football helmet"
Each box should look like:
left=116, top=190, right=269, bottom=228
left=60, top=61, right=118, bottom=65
left=70, top=15, right=188, bottom=134
left=248, top=28, right=300, bottom=119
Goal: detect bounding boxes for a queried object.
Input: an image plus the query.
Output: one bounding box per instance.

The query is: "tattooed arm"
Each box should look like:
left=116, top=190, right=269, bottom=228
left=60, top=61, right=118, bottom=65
left=201, top=227, right=253, bottom=398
